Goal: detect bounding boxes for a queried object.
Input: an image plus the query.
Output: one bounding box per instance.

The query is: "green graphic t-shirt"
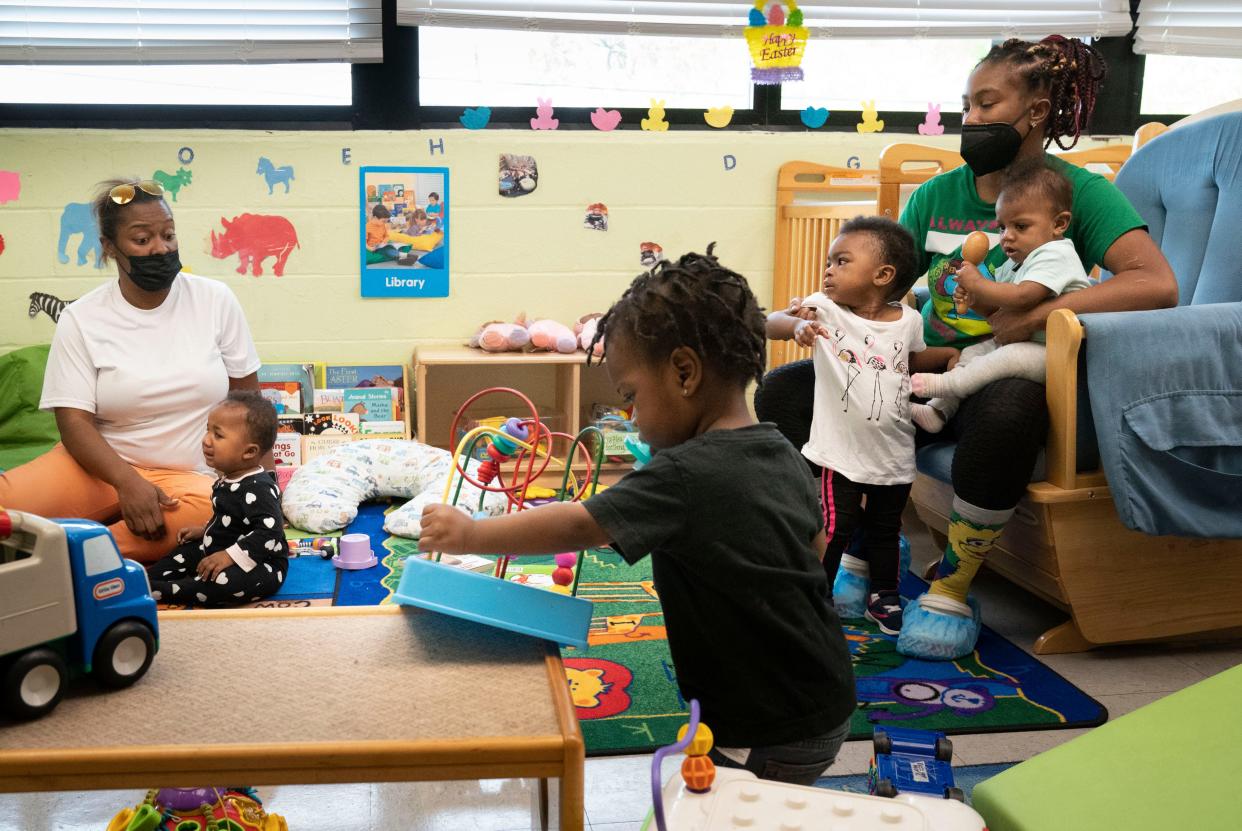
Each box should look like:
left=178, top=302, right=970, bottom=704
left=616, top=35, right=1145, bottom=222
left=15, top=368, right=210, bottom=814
left=899, top=154, right=1147, bottom=347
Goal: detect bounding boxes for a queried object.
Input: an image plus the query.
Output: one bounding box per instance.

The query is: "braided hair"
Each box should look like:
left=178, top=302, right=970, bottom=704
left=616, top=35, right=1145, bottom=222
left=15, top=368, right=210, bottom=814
left=978, top=35, right=1107, bottom=151
left=587, top=243, right=767, bottom=388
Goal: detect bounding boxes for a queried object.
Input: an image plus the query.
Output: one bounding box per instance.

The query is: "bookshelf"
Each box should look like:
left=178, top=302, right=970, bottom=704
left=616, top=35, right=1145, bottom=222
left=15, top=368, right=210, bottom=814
left=411, top=343, right=630, bottom=475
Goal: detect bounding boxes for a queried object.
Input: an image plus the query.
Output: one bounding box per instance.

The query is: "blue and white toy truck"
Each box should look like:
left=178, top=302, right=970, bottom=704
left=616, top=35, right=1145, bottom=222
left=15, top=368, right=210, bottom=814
left=0, top=509, right=159, bottom=720
left=870, top=726, right=965, bottom=802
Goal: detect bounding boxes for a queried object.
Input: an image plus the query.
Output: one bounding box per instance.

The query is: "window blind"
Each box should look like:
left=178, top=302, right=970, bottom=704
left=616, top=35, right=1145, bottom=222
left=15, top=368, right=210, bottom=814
left=0, top=1, right=383, bottom=63
left=1135, top=0, right=1242, bottom=57
left=398, top=0, right=1132, bottom=40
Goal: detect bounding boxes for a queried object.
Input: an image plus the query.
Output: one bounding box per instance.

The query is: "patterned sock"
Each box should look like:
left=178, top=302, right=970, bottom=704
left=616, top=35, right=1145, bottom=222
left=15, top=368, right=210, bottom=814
left=927, top=498, right=1011, bottom=604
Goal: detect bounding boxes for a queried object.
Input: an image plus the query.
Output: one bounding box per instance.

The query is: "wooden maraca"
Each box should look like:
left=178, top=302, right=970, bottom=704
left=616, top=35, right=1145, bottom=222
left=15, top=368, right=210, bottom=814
left=954, top=230, right=991, bottom=316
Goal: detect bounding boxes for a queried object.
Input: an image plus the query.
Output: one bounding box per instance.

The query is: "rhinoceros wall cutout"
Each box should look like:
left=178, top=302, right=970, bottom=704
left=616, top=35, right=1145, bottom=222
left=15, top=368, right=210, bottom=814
left=210, top=213, right=300, bottom=277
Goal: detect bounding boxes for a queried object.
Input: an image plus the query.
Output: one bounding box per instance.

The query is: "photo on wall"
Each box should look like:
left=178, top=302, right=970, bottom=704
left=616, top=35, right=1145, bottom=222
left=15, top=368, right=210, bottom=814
left=359, top=166, right=449, bottom=298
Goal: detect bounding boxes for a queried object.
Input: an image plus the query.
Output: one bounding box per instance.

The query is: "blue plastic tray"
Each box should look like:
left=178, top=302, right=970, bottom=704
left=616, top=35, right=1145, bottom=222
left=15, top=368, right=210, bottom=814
left=394, top=555, right=592, bottom=649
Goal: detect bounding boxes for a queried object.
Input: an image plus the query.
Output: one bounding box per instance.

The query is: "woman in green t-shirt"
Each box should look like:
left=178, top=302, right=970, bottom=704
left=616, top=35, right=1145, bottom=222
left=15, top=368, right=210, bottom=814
left=892, top=35, right=1177, bottom=659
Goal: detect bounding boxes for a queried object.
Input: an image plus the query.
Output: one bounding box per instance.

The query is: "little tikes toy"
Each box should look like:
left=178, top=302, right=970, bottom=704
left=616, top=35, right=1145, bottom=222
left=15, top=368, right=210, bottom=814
left=644, top=701, right=986, bottom=830
left=869, top=726, right=964, bottom=801
left=0, top=509, right=158, bottom=720
left=107, top=786, right=288, bottom=831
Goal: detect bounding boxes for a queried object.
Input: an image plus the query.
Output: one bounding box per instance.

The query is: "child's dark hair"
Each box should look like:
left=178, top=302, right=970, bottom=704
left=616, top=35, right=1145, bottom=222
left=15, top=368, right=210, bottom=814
left=999, top=158, right=1073, bottom=216
left=428, top=192, right=440, bottom=201
left=838, top=216, right=919, bottom=301
left=587, top=243, right=766, bottom=387
left=977, top=35, right=1107, bottom=151
left=371, top=204, right=390, bottom=219
left=223, top=390, right=278, bottom=454
left=92, top=178, right=167, bottom=263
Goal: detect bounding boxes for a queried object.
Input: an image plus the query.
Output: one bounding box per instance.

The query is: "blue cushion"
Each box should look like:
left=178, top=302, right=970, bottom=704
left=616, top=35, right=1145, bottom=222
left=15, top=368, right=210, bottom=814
left=418, top=246, right=446, bottom=270
left=1114, top=112, right=1242, bottom=306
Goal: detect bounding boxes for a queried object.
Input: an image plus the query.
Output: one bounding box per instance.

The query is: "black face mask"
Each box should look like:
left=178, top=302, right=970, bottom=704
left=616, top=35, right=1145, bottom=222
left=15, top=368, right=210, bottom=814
left=960, top=115, right=1031, bottom=177
left=122, top=250, right=182, bottom=292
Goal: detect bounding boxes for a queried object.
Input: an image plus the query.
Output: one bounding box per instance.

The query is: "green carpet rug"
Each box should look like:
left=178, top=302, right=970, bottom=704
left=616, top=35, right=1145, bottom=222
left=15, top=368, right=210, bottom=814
left=267, top=505, right=1105, bottom=757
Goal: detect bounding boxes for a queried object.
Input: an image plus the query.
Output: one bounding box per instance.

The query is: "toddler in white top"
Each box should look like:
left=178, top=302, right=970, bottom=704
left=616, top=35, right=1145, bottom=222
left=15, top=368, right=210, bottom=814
left=911, top=159, right=1092, bottom=432
left=767, top=216, right=959, bottom=634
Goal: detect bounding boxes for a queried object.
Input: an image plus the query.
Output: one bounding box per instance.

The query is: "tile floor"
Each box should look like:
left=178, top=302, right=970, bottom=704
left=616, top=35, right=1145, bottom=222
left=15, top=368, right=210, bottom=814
left=3, top=516, right=1240, bottom=830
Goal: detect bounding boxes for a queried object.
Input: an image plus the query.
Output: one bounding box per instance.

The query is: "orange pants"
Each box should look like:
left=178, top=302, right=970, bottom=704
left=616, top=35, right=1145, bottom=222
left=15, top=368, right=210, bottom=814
left=0, top=444, right=214, bottom=563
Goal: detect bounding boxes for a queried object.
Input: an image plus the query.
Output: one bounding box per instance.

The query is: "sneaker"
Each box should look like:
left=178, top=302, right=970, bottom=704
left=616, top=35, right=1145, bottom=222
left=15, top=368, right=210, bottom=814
left=865, top=591, right=904, bottom=635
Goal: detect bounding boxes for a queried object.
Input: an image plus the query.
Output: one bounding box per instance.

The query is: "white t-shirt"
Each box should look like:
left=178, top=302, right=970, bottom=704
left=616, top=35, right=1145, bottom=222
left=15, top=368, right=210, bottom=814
left=800, top=293, right=927, bottom=485
left=40, top=274, right=261, bottom=475
left=994, top=238, right=1092, bottom=344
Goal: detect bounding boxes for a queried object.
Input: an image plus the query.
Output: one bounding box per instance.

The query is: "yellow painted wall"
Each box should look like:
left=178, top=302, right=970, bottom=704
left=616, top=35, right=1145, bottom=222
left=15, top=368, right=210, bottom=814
left=0, top=127, right=1112, bottom=363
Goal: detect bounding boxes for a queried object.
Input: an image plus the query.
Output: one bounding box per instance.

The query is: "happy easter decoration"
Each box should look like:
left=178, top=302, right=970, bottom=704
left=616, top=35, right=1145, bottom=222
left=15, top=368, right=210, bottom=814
left=745, top=1, right=809, bottom=85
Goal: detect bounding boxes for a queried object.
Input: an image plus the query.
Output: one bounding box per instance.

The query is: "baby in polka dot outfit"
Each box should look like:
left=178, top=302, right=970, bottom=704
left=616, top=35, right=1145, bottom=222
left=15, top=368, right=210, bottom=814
left=147, top=390, right=289, bottom=606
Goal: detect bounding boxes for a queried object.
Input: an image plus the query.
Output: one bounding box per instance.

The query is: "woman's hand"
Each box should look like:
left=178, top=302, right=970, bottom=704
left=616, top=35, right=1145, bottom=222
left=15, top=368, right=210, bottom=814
left=196, top=550, right=234, bottom=583
left=116, top=476, right=179, bottom=540
left=420, top=504, right=475, bottom=555
left=177, top=524, right=206, bottom=544
left=988, top=305, right=1041, bottom=345
left=794, top=319, right=830, bottom=347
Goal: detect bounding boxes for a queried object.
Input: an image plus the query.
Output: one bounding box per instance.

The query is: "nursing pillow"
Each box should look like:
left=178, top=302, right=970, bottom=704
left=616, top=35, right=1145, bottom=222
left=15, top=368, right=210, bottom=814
left=281, top=439, right=508, bottom=538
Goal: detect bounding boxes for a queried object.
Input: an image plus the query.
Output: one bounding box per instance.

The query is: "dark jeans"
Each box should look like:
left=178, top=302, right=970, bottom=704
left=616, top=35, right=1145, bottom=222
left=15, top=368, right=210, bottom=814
left=708, top=716, right=852, bottom=786
left=821, top=470, right=911, bottom=593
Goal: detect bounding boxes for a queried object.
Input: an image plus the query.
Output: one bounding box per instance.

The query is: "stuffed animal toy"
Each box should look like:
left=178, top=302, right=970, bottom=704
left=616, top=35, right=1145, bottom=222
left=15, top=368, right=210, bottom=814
left=470, top=320, right=529, bottom=352
left=526, top=316, right=577, bottom=353
left=575, top=313, right=604, bottom=358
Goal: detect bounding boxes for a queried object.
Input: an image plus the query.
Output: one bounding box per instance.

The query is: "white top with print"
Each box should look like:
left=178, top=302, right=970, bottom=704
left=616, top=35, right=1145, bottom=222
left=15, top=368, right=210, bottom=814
left=800, top=293, right=927, bottom=485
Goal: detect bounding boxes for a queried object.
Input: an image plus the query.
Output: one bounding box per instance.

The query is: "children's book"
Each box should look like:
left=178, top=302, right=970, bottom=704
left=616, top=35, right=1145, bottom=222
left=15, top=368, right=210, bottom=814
left=343, top=388, right=397, bottom=423
left=360, top=419, right=406, bottom=435
left=260, top=383, right=302, bottom=415
left=317, top=363, right=405, bottom=419
left=277, top=415, right=306, bottom=435
left=272, top=436, right=303, bottom=466
left=301, top=434, right=351, bottom=462
left=258, top=363, right=315, bottom=411
left=312, top=389, right=344, bottom=413
left=303, top=412, right=361, bottom=435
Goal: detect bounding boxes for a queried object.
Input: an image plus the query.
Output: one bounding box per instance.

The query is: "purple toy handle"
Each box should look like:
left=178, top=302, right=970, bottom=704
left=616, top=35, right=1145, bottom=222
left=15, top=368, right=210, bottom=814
left=651, top=698, right=700, bottom=831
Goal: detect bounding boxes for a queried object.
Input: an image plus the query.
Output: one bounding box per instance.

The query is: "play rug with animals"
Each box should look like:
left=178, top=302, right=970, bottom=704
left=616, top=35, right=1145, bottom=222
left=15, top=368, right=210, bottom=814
left=162, top=503, right=1107, bottom=756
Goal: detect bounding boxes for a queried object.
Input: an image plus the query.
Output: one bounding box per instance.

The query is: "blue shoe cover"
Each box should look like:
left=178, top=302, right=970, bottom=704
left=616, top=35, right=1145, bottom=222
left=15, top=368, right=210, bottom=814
left=896, top=594, right=981, bottom=660
left=832, top=567, right=869, bottom=618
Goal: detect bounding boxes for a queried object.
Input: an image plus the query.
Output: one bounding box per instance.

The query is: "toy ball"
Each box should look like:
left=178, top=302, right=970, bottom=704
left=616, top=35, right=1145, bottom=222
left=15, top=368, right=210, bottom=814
left=554, top=552, right=578, bottom=568
left=681, top=754, right=717, bottom=793
left=552, top=566, right=575, bottom=586
left=677, top=721, right=715, bottom=756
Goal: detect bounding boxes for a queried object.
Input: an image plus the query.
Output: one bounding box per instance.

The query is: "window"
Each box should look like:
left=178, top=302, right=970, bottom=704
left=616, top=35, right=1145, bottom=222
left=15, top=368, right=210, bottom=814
left=1141, top=55, right=1242, bottom=115
left=0, top=63, right=352, bottom=106
left=82, top=535, right=123, bottom=578
left=418, top=28, right=752, bottom=108
left=782, top=38, right=992, bottom=113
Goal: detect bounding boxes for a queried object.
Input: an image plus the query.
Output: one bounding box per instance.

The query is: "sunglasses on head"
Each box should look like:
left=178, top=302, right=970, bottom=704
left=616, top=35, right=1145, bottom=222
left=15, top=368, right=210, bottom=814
left=108, top=180, right=165, bottom=205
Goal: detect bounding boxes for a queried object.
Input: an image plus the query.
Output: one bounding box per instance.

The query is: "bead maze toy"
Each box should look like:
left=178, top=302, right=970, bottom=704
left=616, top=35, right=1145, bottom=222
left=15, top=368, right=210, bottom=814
left=393, top=387, right=601, bottom=648
left=107, top=786, right=288, bottom=831
left=643, top=701, right=987, bottom=831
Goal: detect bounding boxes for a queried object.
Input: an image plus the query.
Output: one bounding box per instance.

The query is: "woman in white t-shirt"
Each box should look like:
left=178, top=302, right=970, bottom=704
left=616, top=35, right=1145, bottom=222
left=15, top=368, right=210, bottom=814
left=0, top=178, right=263, bottom=562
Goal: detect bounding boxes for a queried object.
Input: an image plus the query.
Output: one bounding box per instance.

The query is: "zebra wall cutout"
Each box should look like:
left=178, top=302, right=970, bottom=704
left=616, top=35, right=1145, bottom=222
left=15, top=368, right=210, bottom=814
left=28, top=291, right=74, bottom=323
